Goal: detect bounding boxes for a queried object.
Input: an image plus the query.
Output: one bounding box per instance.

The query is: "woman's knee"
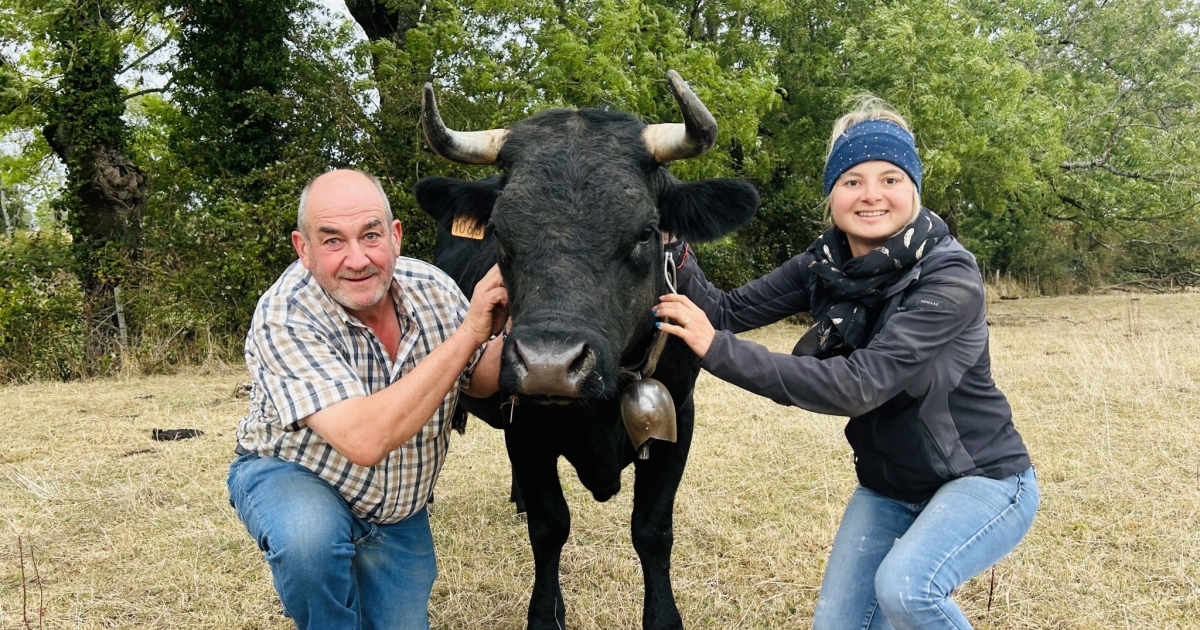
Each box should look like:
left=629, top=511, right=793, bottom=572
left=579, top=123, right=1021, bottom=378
left=873, top=551, right=945, bottom=622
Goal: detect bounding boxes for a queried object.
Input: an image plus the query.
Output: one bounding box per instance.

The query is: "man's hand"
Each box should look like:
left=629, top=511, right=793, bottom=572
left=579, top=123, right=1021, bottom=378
left=462, top=265, right=508, bottom=345
left=303, top=265, right=508, bottom=466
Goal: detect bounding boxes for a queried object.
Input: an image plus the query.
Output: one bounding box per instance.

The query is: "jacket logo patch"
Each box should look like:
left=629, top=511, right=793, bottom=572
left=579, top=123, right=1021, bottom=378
left=919, top=299, right=942, bottom=308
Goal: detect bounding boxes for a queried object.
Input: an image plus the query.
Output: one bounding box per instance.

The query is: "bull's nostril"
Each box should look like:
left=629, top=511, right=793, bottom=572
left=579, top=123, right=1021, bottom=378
left=508, top=337, right=593, bottom=397
left=569, top=344, right=595, bottom=378
left=513, top=339, right=532, bottom=367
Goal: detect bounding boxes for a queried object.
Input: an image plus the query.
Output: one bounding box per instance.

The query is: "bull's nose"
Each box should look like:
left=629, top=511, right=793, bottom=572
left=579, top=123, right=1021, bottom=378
left=510, top=338, right=596, bottom=398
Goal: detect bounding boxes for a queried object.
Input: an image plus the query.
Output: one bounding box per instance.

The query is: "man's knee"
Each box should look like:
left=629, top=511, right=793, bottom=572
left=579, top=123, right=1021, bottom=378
left=262, top=507, right=355, bottom=572
left=229, top=457, right=356, bottom=576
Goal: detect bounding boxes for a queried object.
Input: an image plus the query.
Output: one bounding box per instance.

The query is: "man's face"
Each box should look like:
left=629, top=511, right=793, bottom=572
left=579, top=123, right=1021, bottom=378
left=291, top=171, right=402, bottom=319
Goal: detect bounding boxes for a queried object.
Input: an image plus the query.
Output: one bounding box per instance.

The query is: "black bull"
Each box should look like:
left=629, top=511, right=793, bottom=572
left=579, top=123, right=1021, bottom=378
left=415, top=72, right=760, bottom=630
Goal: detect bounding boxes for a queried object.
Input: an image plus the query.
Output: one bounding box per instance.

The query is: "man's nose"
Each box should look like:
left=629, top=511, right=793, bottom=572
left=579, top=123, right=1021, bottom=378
left=344, top=239, right=372, bottom=268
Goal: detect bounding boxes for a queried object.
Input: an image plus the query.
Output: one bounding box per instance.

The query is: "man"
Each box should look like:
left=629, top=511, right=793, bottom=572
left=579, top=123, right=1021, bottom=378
left=227, top=169, right=506, bottom=629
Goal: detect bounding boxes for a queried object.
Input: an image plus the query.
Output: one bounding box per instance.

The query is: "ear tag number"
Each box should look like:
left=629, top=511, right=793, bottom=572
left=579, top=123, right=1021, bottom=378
left=451, top=216, right=485, bottom=240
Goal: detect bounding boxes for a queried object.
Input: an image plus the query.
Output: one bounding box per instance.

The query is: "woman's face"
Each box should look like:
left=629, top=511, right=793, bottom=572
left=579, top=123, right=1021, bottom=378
left=829, top=160, right=917, bottom=257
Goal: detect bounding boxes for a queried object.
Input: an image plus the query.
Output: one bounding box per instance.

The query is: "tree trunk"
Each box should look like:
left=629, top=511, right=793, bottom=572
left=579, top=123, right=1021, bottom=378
left=41, top=0, right=149, bottom=371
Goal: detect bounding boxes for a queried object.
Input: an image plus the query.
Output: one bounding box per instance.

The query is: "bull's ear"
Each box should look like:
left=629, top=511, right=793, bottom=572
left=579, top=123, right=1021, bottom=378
left=414, top=174, right=503, bottom=232
left=658, top=178, right=760, bottom=242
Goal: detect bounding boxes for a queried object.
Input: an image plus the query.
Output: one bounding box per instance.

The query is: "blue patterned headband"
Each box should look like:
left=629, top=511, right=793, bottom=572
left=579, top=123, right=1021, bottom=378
left=823, top=120, right=922, bottom=197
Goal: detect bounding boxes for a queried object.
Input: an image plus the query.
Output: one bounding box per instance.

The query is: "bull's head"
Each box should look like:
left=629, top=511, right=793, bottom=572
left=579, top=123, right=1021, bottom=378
left=415, top=71, right=759, bottom=402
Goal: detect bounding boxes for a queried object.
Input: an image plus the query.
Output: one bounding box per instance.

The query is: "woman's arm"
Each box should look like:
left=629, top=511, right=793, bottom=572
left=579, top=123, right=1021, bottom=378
left=671, top=241, right=813, bottom=333
left=661, top=256, right=986, bottom=418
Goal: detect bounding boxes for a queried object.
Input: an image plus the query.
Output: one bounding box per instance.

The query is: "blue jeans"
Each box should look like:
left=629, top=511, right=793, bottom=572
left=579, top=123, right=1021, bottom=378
left=227, top=453, right=437, bottom=630
left=813, top=466, right=1038, bottom=630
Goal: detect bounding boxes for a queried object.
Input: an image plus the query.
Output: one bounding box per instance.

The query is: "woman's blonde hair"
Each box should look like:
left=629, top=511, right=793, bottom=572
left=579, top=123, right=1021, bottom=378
left=822, top=94, right=922, bottom=228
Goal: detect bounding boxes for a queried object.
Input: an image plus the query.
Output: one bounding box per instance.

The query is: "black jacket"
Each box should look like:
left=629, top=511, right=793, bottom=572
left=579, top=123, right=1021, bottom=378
left=675, top=237, right=1030, bottom=503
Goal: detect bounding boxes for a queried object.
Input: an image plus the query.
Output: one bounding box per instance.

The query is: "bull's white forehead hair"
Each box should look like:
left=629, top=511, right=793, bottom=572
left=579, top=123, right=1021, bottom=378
left=296, top=171, right=394, bottom=237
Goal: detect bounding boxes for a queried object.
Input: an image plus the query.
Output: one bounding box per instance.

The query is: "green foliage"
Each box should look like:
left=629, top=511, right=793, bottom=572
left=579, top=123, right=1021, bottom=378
left=0, top=233, right=86, bottom=381
left=2, top=0, right=1200, bottom=379
left=130, top=2, right=377, bottom=338
left=170, top=0, right=301, bottom=180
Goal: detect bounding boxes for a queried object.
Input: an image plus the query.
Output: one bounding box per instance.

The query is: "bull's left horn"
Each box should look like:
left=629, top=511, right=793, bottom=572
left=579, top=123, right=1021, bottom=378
left=642, top=70, right=719, bottom=163
left=421, top=83, right=509, bottom=165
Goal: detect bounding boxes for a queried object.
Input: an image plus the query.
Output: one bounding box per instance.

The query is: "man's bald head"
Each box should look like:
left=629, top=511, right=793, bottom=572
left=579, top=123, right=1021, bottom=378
left=297, top=170, right=394, bottom=239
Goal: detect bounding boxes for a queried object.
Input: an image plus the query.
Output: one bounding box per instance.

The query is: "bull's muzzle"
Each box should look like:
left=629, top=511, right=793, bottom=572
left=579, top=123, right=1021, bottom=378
left=507, top=337, right=596, bottom=398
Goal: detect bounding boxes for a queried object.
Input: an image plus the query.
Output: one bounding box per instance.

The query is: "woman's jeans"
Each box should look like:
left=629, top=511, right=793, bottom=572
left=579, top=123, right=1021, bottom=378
left=813, top=466, right=1039, bottom=630
left=227, top=453, right=437, bottom=630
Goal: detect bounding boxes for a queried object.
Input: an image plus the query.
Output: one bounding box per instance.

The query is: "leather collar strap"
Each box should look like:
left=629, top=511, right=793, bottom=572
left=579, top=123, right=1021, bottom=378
left=620, top=248, right=678, bottom=383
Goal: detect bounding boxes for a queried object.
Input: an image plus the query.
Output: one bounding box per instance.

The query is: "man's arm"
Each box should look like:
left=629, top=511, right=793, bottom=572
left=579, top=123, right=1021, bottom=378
left=463, top=332, right=503, bottom=398
left=304, top=266, right=507, bottom=466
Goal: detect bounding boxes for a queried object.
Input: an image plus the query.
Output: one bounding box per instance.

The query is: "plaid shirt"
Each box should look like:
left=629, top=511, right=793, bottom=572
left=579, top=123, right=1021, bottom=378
left=236, top=256, right=479, bottom=524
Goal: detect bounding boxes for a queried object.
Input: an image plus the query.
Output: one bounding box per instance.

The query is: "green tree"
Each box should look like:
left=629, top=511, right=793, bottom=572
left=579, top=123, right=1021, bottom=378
left=170, top=0, right=300, bottom=183
left=1030, top=0, right=1200, bottom=284
left=8, top=0, right=174, bottom=367
left=363, top=0, right=781, bottom=259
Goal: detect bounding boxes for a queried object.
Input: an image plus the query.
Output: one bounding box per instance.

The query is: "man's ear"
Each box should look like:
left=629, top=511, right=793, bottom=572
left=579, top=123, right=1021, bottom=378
left=391, top=220, right=403, bottom=257
left=414, top=174, right=503, bottom=232
left=291, top=230, right=311, bottom=270
left=658, top=178, right=760, bottom=242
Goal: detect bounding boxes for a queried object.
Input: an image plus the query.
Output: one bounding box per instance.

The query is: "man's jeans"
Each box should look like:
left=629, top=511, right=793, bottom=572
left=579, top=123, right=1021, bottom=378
left=812, top=466, right=1039, bottom=630
left=227, top=453, right=437, bottom=630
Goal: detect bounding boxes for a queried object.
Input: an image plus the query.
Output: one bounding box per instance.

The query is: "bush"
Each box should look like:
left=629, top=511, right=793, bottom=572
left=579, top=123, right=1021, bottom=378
left=0, top=233, right=87, bottom=382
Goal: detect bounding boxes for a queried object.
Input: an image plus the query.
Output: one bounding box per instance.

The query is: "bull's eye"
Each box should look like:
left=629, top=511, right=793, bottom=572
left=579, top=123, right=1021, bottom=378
left=639, top=227, right=655, bottom=244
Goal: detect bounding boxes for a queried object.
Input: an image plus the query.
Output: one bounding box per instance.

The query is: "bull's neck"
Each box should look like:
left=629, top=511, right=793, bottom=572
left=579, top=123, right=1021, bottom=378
left=619, top=247, right=673, bottom=374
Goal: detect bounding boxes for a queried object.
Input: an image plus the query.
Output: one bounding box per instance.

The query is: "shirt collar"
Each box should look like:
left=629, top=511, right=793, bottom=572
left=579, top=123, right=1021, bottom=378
left=313, top=267, right=417, bottom=331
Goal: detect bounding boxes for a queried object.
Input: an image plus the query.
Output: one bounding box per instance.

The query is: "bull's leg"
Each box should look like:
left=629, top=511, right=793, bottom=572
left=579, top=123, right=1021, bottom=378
left=509, top=442, right=570, bottom=629
left=630, top=400, right=694, bottom=630
left=510, top=464, right=527, bottom=515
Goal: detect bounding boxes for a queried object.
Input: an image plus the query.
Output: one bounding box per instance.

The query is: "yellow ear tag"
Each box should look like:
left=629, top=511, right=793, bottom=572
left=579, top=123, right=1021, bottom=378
left=451, top=216, right=485, bottom=240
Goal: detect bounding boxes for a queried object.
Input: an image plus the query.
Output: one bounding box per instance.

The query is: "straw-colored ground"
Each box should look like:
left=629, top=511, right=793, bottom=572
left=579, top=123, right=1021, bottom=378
left=2, top=292, right=1198, bottom=629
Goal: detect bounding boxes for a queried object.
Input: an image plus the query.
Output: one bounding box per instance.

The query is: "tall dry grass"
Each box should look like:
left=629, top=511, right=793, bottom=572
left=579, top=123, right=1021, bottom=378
left=1, top=293, right=1198, bottom=629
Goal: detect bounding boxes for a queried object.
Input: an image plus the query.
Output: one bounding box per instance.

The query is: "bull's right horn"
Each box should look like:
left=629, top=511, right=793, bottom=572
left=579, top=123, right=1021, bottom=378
left=421, top=83, right=509, bottom=165
left=642, top=70, right=719, bottom=163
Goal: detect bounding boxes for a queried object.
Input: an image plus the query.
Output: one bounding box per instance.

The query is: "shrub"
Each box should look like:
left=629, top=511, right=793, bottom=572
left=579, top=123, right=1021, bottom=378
left=0, top=232, right=87, bottom=382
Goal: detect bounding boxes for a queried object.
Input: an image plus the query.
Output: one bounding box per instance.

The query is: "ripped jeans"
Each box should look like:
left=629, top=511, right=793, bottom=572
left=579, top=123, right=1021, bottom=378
left=812, top=466, right=1038, bottom=630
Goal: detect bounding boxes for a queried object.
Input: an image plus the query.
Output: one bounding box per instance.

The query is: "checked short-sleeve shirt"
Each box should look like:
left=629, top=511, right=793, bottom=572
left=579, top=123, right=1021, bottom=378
left=236, top=256, right=479, bottom=524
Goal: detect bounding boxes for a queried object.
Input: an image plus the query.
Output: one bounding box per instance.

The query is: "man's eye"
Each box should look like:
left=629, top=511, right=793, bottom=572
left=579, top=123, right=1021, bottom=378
left=324, top=238, right=340, bottom=246
left=364, top=233, right=380, bottom=241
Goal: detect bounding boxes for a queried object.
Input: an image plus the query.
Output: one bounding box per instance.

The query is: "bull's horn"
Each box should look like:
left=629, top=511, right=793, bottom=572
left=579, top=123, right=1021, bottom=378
left=421, top=83, right=509, bottom=165
left=642, top=70, right=719, bottom=163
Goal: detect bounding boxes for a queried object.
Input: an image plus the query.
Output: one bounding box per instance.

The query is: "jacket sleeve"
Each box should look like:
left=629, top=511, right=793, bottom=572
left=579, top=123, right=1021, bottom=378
left=699, top=258, right=985, bottom=417
left=672, top=241, right=813, bottom=333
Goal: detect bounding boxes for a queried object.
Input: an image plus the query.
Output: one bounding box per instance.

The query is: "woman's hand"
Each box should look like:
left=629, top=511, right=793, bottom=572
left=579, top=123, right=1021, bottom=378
left=653, top=294, right=714, bottom=359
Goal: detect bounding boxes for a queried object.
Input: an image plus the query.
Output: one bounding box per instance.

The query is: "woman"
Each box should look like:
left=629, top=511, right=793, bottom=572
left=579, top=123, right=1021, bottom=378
left=654, top=97, right=1037, bottom=630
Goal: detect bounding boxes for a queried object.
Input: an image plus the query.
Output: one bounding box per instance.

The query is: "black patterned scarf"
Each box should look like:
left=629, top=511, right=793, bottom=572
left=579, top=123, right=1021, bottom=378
left=792, top=207, right=950, bottom=358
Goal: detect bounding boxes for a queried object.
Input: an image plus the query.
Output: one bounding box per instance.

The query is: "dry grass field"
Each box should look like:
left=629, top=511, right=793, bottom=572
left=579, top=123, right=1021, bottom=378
left=2, top=292, right=1198, bottom=629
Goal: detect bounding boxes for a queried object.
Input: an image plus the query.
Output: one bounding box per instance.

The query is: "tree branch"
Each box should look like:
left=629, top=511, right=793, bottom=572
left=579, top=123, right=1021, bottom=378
left=1059, top=159, right=1193, bottom=184
left=123, top=80, right=173, bottom=100
left=119, top=37, right=172, bottom=75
